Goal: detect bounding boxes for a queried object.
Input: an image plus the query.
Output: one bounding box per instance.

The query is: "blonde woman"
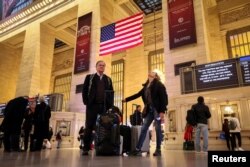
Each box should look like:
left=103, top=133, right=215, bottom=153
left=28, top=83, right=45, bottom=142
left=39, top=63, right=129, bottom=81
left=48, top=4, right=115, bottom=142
left=123, top=71, right=168, bottom=156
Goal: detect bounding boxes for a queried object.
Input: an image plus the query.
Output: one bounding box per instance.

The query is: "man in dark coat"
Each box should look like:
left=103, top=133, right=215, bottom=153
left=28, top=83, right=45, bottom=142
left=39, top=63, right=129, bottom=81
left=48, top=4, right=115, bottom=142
left=2, top=96, right=29, bottom=152
left=123, top=71, right=168, bottom=156
left=81, top=60, right=114, bottom=155
left=192, top=96, right=211, bottom=153
left=32, top=96, right=51, bottom=151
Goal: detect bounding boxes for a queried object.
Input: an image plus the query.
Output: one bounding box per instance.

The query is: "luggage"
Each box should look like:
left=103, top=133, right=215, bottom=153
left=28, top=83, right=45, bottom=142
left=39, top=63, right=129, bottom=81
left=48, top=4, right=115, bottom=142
left=131, top=125, right=150, bottom=152
left=183, top=141, right=194, bottom=150
left=120, top=125, right=131, bottom=153
left=95, top=112, right=120, bottom=156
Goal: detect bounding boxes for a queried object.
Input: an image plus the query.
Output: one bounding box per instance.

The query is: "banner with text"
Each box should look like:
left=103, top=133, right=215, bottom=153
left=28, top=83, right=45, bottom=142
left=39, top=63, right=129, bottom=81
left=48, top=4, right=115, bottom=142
left=168, top=0, right=197, bottom=49
left=74, top=12, right=92, bottom=74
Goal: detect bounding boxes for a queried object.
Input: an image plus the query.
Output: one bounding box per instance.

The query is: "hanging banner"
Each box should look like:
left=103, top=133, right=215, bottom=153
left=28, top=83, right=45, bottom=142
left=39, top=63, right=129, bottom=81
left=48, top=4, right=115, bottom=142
left=168, top=0, right=197, bottom=49
left=74, top=12, right=92, bottom=74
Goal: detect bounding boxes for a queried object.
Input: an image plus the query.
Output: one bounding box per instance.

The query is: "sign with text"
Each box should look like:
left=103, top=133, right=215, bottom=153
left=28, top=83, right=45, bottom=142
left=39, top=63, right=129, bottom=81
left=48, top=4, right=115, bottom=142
left=195, top=59, right=239, bottom=91
left=208, top=151, right=250, bottom=167
left=167, top=0, right=197, bottom=49
left=239, top=55, right=250, bottom=85
left=74, top=12, right=92, bottom=74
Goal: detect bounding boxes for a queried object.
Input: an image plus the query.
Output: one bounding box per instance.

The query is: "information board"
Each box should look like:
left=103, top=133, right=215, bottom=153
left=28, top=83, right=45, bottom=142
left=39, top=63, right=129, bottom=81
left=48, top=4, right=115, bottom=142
left=195, top=59, right=239, bottom=91
left=239, top=56, right=250, bottom=85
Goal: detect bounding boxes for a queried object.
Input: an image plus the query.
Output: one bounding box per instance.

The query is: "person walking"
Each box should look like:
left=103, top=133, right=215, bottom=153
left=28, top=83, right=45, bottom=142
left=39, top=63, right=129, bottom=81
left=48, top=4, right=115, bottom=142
left=192, top=96, right=211, bottom=153
left=123, top=70, right=168, bottom=156
left=81, top=60, right=114, bottom=155
left=56, top=130, right=62, bottom=149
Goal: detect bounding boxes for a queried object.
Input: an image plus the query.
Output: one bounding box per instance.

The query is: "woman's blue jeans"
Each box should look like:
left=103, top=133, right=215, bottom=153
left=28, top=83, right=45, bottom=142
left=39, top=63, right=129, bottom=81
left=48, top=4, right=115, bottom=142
left=136, top=106, right=162, bottom=150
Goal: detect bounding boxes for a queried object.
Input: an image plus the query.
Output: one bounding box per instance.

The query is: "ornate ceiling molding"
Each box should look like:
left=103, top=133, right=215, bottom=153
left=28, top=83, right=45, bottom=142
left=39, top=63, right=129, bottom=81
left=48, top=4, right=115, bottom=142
left=0, top=0, right=74, bottom=37
left=219, top=3, right=250, bottom=25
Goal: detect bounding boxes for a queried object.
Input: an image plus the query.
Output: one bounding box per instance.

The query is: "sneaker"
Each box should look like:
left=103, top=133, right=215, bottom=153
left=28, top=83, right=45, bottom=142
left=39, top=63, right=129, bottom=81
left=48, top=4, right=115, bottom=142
left=153, top=150, right=161, bottom=156
left=238, top=147, right=244, bottom=151
left=82, top=150, right=89, bottom=156
left=234, top=148, right=239, bottom=151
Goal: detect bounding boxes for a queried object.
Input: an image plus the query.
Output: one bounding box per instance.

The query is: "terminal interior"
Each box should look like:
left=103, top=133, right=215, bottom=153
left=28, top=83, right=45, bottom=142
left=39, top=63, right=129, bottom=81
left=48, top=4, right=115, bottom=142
left=0, top=0, right=250, bottom=166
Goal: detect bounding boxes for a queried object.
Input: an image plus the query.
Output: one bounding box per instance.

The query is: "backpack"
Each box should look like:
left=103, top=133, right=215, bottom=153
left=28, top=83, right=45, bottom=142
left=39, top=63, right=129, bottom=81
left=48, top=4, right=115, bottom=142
left=186, top=108, right=196, bottom=126
left=229, top=119, right=237, bottom=130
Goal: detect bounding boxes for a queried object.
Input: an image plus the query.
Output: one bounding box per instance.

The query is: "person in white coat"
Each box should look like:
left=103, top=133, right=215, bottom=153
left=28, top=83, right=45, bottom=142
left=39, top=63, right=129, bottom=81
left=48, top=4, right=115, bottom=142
left=229, top=113, right=244, bottom=151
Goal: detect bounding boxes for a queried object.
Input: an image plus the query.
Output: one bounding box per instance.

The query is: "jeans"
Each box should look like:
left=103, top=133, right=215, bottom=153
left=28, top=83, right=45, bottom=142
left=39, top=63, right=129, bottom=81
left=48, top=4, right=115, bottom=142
left=136, top=106, right=162, bottom=150
left=195, top=123, right=208, bottom=152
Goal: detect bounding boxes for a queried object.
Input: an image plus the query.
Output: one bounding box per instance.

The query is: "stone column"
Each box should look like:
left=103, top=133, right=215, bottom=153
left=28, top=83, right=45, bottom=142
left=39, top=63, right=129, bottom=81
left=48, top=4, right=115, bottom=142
left=201, top=0, right=226, bottom=61
left=0, top=44, right=21, bottom=102
left=69, top=0, right=102, bottom=113
left=15, top=23, right=54, bottom=97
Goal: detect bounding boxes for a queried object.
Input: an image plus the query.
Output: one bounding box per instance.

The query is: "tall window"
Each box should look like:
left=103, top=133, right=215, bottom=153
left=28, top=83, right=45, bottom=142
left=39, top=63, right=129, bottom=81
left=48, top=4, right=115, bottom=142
left=53, top=73, right=72, bottom=111
left=148, top=48, right=165, bottom=76
left=227, top=26, right=250, bottom=58
left=111, top=60, right=124, bottom=110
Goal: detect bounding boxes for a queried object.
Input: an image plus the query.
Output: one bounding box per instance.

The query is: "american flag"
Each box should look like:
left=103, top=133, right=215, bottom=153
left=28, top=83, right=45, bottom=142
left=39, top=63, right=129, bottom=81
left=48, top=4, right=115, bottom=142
left=100, top=13, right=143, bottom=56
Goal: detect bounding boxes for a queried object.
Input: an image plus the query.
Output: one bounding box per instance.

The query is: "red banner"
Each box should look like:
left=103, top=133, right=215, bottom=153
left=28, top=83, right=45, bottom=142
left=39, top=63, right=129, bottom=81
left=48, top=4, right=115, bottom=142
left=74, top=12, right=92, bottom=74
left=168, top=0, right=197, bottom=49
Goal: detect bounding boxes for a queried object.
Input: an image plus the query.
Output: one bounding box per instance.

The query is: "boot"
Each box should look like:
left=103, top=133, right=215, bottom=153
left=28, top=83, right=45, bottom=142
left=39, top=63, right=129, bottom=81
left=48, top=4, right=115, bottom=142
left=153, top=149, right=161, bottom=156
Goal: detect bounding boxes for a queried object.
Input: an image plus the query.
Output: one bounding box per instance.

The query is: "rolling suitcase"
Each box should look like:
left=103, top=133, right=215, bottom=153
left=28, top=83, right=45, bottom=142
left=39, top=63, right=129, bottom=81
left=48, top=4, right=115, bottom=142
left=95, top=111, right=120, bottom=156
left=120, top=125, right=131, bottom=153
left=131, top=125, right=150, bottom=152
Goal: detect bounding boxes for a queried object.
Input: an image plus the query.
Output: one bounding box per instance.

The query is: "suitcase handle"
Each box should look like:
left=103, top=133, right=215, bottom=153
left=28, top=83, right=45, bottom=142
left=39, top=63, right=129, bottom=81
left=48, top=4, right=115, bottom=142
left=122, top=101, right=128, bottom=126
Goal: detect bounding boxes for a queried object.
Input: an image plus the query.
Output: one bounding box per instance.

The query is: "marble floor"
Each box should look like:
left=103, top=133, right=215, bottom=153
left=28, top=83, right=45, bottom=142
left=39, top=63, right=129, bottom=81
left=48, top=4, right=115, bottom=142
left=0, top=148, right=208, bottom=167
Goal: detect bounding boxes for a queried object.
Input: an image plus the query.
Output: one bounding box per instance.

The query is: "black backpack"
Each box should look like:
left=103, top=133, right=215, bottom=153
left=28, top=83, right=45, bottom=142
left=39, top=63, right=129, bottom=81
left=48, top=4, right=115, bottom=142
left=186, top=108, right=197, bottom=126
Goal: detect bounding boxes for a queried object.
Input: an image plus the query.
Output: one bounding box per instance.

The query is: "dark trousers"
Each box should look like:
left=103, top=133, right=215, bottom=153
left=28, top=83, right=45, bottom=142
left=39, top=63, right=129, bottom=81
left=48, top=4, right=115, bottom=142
left=83, top=104, right=104, bottom=151
left=231, top=132, right=242, bottom=150
left=3, top=131, right=20, bottom=151
left=24, top=130, right=30, bottom=151
left=120, top=125, right=131, bottom=153
left=225, top=133, right=233, bottom=150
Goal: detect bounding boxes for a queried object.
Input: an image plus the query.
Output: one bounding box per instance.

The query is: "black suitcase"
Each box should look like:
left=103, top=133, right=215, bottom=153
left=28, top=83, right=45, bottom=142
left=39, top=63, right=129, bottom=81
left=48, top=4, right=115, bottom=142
left=120, top=125, right=131, bottom=153
left=95, top=112, right=120, bottom=156
left=183, top=141, right=195, bottom=150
